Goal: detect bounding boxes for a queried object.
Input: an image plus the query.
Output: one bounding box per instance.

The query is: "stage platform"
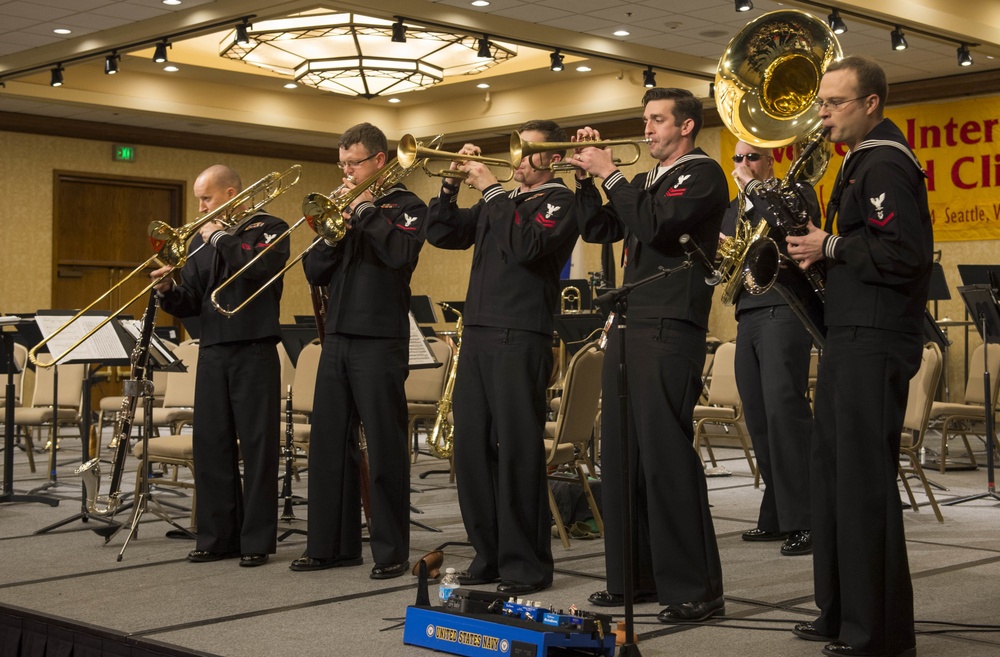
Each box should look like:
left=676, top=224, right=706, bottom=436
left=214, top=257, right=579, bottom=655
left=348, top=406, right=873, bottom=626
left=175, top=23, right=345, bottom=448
left=2, top=426, right=999, bottom=657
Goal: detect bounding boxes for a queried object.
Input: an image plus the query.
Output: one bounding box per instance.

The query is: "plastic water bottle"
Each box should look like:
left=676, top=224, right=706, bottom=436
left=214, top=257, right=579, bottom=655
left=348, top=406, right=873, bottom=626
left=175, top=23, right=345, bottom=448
left=438, top=567, right=460, bottom=604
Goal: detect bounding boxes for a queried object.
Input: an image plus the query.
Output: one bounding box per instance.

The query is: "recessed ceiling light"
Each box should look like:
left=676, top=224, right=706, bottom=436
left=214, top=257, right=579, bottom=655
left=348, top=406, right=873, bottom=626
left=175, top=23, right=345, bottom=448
left=476, top=82, right=490, bottom=89
left=163, top=65, right=179, bottom=72
left=283, top=82, right=298, bottom=89
left=471, top=1, right=491, bottom=6
left=576, top=65, right=592, bottom=72
left=613, top=29, right=630, bottom=37
left=53, top=28, right=72, bottom=35
left=388, top=97, right=401, bottom=103
left=162, top=1, right=182, bottom=6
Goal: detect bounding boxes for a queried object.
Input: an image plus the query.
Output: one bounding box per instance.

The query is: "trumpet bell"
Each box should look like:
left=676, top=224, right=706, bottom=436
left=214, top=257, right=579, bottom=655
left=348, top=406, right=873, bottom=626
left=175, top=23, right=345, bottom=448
left=715, top=9, right=842, bottom=148
left=302, top=193, right=348, bottom=243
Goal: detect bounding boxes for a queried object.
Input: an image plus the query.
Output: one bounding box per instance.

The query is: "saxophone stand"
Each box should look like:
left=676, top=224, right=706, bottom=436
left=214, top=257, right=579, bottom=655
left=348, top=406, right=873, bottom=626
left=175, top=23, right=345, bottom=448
left=944, top=284, right=1000, bottom=507
left=278, top=386, right=307, bottom=541
left=595, top=259, right=693, bottom=657
left=1, top=324, right=59, bottom=506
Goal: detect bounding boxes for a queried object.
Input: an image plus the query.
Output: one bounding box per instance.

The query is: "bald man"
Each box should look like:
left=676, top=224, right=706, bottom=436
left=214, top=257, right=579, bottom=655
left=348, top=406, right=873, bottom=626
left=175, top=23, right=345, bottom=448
left=721, top=140, right=818, bottom=558
left=152, top=164, right=290, bottom=567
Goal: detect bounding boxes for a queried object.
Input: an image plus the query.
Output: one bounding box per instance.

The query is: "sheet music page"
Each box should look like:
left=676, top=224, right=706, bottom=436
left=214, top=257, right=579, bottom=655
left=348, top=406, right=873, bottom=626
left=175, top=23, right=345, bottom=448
left=121, top=320, right=177, bottom=367
left=408, top=312, right=437, bottom=367
left=34, top=314, right=129, bottom=363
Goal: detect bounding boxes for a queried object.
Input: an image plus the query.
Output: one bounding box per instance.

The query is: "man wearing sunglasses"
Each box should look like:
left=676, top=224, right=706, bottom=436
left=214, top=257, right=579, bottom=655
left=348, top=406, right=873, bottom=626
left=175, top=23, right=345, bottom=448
left=721, top=140, right=818, bottom=560
left=785, top=56, right=932, bottom=657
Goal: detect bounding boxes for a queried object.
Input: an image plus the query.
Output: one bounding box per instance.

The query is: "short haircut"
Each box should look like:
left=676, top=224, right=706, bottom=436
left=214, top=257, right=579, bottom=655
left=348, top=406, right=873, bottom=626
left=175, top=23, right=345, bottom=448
left=202, top=164, right=242, bottom=193
left=338, top=122, right=389, bottom=156
left=641, top=87, right=704, bottom=139
left=518, top=119, right=567, bottom=159
left=826, top=55, right=887, bottom=114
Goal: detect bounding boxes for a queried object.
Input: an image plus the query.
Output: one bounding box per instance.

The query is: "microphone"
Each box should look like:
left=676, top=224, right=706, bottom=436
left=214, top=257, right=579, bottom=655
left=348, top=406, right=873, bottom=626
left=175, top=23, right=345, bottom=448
left=679, top=234, right=722, bottom=286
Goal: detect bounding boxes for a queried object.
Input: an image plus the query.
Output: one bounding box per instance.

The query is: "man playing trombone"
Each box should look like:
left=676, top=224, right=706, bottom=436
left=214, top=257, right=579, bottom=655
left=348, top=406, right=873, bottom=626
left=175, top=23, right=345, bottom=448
left=291, top=123, right=426, bottom=579
left=426, top=120, right=579, bottom=596
left=151, top=164, right=289, bottom=567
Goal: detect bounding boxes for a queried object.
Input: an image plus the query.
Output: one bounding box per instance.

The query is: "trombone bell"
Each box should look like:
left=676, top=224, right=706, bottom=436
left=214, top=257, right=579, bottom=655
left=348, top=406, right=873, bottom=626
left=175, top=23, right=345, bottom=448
left=397, top=133, right=514, bottom=182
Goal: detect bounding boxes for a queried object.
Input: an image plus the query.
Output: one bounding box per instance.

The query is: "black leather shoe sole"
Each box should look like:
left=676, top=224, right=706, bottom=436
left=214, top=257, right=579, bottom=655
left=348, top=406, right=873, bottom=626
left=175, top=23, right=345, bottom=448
left=187, top=550, right=238, bottom=563
left=371, top=561, right=410, bottom=580
left=239, top=554, right=268, bottom=567
left=793, top=622, right=835, bottom=642
left=588, top=590, right=658, bottom=607
left=742, top=528, right=789, bottom=542
left=289, top=555, right=363, bottom=571
left=657, top=596, right=725, bottom=623
left=822, top=641, right=916, bottom=657
left=497, top=580, right=551, bottom=596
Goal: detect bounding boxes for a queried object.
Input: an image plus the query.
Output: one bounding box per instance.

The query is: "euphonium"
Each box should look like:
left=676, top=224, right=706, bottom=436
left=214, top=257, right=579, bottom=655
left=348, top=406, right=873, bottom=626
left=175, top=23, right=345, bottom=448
left=427, top=303, right=462, bottom=460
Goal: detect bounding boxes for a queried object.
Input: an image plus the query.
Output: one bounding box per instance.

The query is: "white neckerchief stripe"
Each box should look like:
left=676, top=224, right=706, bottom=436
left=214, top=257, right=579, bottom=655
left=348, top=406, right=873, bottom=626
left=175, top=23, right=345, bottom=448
left=645, top=152, right=713, bottom=189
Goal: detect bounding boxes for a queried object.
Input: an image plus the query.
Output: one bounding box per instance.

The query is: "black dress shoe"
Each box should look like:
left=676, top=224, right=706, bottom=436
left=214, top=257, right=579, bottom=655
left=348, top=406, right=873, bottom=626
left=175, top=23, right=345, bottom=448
left=289, top=555, right=363, bottom=571
left=496, top=580, right=550, bottom=596
left=239, top=554, right=268, bottom=567
left=781, top=530, right=813, bottom=556
left=793, top=621, right=835, bottom=642
left=371, top=561, right=410, bottom=580
left=656, top=596, right=725, bottom=623
left=187, top=550, right=238, bottom=563
left=822, top=641, right=916, bottom=657
left=587, top=590, right=659, bottom=607
left=457, top=572, right=500, bottom=585
left=741, top=528, right=789, bottom=542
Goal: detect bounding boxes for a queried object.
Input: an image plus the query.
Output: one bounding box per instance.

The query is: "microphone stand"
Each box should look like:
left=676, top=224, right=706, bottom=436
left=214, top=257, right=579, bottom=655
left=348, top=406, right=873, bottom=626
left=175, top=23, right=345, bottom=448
left=595, top=259, right=693, bottom=657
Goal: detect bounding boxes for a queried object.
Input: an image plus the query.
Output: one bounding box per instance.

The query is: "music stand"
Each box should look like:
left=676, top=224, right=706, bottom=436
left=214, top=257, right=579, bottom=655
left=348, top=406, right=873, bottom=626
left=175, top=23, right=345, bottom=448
left=943, top=284, right=1000, bottom=506
left=1, top=320, right=60, bottom=506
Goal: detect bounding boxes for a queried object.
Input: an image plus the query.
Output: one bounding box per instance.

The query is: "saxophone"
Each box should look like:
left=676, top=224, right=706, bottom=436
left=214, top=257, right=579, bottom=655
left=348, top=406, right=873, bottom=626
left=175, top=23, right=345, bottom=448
left=427, top=303, right=462, bottom=459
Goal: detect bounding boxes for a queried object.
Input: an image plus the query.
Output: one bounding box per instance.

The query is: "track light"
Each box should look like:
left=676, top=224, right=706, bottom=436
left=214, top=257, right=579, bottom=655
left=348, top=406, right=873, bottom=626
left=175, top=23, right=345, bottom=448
left=391, top=18, right=406, bottom=43
left=890, top=26, right=907, bottom=51
left=709, top=82, right=715, bottom=99
left=477, top=36, right=491, bottom=59
left=736, top=0, right=753, bottom=11
left=235, top=19, right=250, bottom=46
left=104, top=52, right=119, bottom=75
left=957, top=43, right=973, bottom=67
left=827, top=10, right=847, bottom=35
left=153, top=40, right=170, bottom=63
left=50, top=65, right=64, bottom=87
left=643, top=66, right=656, bottom=88
left=550, top=49, right=564, bottom=72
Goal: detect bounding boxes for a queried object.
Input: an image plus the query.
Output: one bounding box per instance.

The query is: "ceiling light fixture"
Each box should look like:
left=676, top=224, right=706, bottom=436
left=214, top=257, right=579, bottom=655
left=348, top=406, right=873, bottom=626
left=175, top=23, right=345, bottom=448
left=613, top=29, right=630, bottom=37
left=105, top=52, right=119, bottom=75
left=162, top=1, right=182, bottom=5
left=827, top=10, right=847, bottom=35
left=220, top=14, right=515, bottom=99
left=53, top=28, right=72, bottom=35
left=235, top=19, right=251, bottom=46
left=471, top=1, right=490, bottom=6
left=153, top=40, right=170, bottom=63
left=736, top=0, right=753, bottom=12
left=709, top=81, right=715, bottom=99
left=891, top=26, right=908, bottom=51
left=550, top=49, right=564, bottom=72
left=391, top=17, right=407, bottom=43
left=576, top=65, right=591, bottom=72
left=50, top=65, right=64, bottom=87
left=957, top=43, right=973, bottom=67
left=643, top=66, right=656, bottom=88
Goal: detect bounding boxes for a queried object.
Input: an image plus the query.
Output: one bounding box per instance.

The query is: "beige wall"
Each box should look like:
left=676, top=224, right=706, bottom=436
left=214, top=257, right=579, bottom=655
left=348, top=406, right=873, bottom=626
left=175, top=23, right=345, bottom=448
left=2, top=126, right=996, bottom=401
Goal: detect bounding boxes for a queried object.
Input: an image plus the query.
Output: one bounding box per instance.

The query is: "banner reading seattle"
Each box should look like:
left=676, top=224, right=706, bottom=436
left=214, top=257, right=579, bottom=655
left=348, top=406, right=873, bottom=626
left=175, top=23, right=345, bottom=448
left=719, top=94, right=1000, bottom=242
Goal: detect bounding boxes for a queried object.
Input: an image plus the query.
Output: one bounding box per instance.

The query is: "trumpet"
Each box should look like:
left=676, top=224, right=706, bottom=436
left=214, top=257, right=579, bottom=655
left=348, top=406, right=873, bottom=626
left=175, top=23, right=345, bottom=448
left=29, top=165, right=301, bottom=367
left=397, top=134, right=514, bottom=182
left=510, top=133, right=650, bottom=172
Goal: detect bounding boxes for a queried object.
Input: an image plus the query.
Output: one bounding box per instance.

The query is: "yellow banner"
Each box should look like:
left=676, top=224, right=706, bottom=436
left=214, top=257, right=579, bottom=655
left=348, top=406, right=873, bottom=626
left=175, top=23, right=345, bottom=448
left=719, top=95, right=1000, bottom=242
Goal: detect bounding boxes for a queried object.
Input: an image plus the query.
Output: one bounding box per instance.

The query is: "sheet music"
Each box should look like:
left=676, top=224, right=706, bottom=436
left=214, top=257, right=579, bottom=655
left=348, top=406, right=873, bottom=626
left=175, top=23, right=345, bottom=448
left=34, top=314, right=129, bottom=363
left=121, top=320, right=176, bottom=366
left=408, top=312, right=438, bottom=367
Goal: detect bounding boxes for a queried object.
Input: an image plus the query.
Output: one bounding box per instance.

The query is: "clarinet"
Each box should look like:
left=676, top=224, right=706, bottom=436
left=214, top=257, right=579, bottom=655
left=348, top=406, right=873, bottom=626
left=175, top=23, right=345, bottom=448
left=279, top=385, right=297, bottom=522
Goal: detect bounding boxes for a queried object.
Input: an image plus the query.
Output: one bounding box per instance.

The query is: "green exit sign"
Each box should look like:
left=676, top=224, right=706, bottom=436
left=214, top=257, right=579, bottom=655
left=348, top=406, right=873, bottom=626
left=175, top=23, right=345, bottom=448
left=113, top=144, right=137, bottom=162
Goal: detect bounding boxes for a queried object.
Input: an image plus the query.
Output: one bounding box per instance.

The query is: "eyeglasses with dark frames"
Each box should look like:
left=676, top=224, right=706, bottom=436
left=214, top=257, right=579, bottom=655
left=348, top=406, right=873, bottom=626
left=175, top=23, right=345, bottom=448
left=336, top=153, right=378, bottom=170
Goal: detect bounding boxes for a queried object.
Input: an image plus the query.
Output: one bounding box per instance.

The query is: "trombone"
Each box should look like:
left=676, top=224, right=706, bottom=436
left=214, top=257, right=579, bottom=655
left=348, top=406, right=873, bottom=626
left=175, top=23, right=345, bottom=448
left=510, top=132, right=650, bottom=172
left=211, top=140, right=440, bottom=316
left=29, top=165, right=301, bottom=367
left=397, top=133, right=515, bottom=182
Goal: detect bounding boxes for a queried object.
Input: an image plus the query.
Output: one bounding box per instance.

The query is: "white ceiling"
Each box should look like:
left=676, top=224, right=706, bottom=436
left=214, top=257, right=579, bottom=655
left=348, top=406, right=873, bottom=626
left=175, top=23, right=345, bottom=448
left=1, top=0, right=998, bottom=147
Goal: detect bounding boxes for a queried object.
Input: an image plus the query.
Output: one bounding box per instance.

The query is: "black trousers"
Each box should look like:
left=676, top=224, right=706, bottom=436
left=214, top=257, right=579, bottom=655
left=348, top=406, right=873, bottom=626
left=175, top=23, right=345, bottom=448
left=192, top=341, right=280, bottom=555
left=735, top=305, right=813, bottom=532
left=452, top=326, right=554, bottom=587
left=600, top=318, right=723, bottom=605
left=307, top=334, right=410, bottom=565
left=811, top=326, right=920, bottom=654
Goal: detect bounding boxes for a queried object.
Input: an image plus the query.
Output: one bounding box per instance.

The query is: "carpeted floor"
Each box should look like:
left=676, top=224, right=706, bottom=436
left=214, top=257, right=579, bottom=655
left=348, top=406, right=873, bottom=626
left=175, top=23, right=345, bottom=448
left=1, top=424, right=999, bottom=657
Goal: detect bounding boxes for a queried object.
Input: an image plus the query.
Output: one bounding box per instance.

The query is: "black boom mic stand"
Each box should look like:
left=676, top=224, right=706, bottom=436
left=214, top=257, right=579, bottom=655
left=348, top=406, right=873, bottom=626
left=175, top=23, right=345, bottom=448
left=595, top=257, right=693, bottom=657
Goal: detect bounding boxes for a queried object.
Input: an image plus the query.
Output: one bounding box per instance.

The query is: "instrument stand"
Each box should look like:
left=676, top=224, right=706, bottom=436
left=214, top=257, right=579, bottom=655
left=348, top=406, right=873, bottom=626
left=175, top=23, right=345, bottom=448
left=944, top=284, right=1000, bottom=507
left=278, top=387, right=307, bottom=542
left=1, top=326, right=59, bottom=506
left=596, top=260, right=692, bottom=657
left=28, top=365, right=70, bottom=495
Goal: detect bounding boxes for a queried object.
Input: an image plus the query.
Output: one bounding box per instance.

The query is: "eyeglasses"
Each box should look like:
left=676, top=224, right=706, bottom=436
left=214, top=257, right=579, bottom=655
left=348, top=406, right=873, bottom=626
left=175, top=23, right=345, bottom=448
left=812, top=96, right=868, bottom=112
left=336, top=153, right=377, bottom=170
left=732, top=153, right=768, bottom=163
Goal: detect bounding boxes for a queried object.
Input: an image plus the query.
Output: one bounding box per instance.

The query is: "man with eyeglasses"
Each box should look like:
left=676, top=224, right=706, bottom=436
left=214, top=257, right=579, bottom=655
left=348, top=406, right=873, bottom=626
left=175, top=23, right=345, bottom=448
left=721, top=140, right=818, bottom=559
left=292, top=122, right=426, bottom=580
left=785, top=56, right=932, bottom=657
